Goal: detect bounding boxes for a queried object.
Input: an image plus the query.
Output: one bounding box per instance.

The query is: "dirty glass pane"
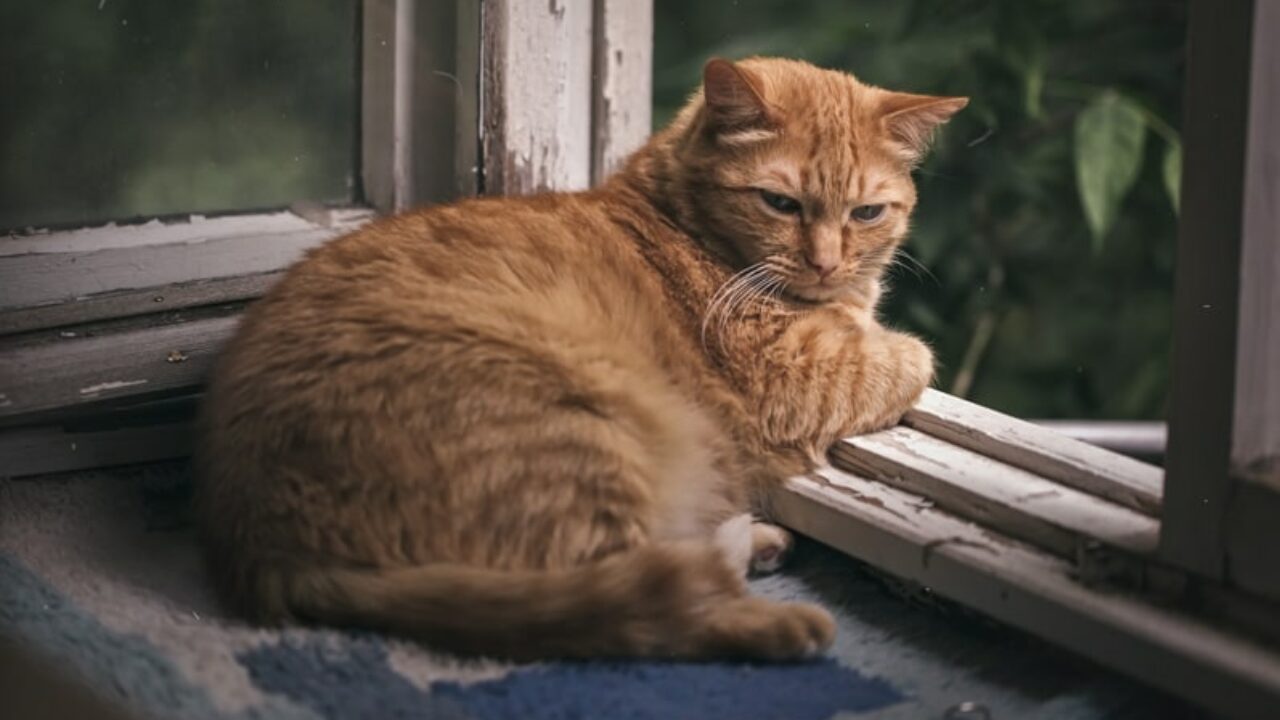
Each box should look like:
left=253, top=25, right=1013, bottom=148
left=655, top=1, right=1187, bottom=422
left=0, top=0, right=358, bottom=231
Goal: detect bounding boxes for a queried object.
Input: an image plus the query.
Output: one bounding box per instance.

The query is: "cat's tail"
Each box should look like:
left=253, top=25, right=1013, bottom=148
left=255, top=517, right=834, bottom=660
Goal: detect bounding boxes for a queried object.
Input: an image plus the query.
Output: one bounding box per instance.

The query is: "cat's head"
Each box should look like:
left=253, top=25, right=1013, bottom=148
left=667, top=57, right=966, bottom=305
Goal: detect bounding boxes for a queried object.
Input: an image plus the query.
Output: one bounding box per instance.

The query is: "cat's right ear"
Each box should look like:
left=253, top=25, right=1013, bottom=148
left=702, top=58, right=779, bottom=131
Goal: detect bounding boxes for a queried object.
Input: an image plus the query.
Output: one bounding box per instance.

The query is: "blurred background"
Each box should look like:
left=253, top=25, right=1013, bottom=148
left=1, top=1, right=1187, bottom=422
left=0, top=1, right=358, bottom=231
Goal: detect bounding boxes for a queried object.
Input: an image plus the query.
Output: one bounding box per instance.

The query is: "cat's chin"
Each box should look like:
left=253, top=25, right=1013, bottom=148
left=786, top=282, right=858, bottom=304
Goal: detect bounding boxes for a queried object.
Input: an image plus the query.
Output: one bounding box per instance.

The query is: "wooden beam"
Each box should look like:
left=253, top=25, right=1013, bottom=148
left=1031, top=420, right=1166, bottom=462
left=590, top=0, right=653, bottom=185
left=1160, top=0, right=1256, bottom=579
left=1232, top=0, right=1280, bottom=485
left=906, top=390, right=1163, bottom=514
left=362, top=0, right=477, bottom=211
left=481, top=0, right=595, bottom=194
left=0, top=210, right=370, bottom=335
left=454, top=0, right=483, bottom=197
left=772, top=470, right=1280, bottom=718
left=831, top=426, right=1159, bottom=557
left=0, top=272, right=278, bottom=337
left=1219, top=0, right=1280, bottom=603
left=0, top=416, right=193, bottom=479
left=361, top=0, right=400, bottom=213
left=0, top=395, right=196, bottom=478
left=0, top=313, right=238, bottom=425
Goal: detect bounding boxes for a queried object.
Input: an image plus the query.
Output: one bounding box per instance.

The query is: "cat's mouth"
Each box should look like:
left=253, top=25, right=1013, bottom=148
left=786, top=276, right=855, bottom=303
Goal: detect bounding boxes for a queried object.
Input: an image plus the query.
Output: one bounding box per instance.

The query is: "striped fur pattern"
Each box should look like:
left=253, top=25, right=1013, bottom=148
left=196, top=57, right=965, bottom=660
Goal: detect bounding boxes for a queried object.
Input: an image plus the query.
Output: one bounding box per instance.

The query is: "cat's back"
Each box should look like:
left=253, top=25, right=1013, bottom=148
left=305, top=190, right=640, bottom=300
left=204, top=188, right=680, bottom=446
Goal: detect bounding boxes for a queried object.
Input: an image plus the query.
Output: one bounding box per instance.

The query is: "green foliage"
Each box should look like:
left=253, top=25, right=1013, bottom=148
left=1074, top=92, right=1147, bottom=249
left=655, top=0, right=1187, bottom=419
left=1163, top=142, right=1182, bottom=213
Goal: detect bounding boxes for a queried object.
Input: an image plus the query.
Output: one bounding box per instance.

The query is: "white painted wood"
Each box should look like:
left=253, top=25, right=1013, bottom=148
left=0, top=272, right=279, bottom=336
left=906, top=389, right=1163, bottom=515
left=1032, top=420, right=1166, bottom=459
left=0, top=210, right=370, bottom=333
left=591, top=0, right=653, bottom=184
left=772, top=470, right=1280, bottom=718
left=363, top=0, right=476, bottom=210
left=0, top=209, right=370, bottom=257
left=481, top=0, right=595, bottom=194
left=1215, top=18, right=1275, bottom=601
left=0, top=315, right=239, bottom=422
left=831, top=426, right=1159, bottom=556
left=1233, top=0, right=1280, bottom=486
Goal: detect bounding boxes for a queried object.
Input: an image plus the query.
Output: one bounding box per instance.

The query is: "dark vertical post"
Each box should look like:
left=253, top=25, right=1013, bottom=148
left=1160, top=0, right=1255, bottom=578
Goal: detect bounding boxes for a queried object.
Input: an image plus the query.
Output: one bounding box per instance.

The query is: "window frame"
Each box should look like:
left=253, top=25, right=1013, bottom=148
left=0, top=0, right=651, bottom=454
left=1160, top=0, right=1280, bottom=603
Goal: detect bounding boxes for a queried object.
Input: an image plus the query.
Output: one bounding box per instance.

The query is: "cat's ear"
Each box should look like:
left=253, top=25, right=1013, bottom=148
left=702, top=58, right=779, bottom=131
left=878, top=92, right=969, bottom=163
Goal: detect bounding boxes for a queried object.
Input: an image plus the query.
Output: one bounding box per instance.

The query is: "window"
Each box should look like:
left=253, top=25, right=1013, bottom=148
left=0, top=0, right=475, bottom=419
left=0, top=1, right=359, bottom=231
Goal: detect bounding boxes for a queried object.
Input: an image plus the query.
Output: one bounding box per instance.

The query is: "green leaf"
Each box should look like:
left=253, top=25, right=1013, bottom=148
left=1074, top=91, right=1147, bottom=250
left=1163, top=141, right=1182, bottom=214
left=1023, top=54, right=1045, bottom=119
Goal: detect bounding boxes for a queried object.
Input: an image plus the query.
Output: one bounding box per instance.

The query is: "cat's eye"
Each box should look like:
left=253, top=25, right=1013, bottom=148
left=851, top=204, right=887, bottom=223
left=759, top=190, right=802, bottom=215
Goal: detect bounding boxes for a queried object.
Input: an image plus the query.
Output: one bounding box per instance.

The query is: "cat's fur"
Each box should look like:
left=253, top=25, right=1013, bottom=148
left=196, top=57, right=965, bottom=660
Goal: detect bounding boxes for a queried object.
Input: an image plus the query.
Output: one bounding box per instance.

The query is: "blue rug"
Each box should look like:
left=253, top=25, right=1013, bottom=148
left=0, top=463, right=1195, bottom=719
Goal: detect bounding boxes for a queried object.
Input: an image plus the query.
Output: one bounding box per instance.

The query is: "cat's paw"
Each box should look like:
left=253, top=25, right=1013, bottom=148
left=892, top=331, right=935, bottom=402
left=703, top=598, right=836, bottom=660
left=749, top=522, right=793, bottom=575
left=857, top=330, right=934, bottom=432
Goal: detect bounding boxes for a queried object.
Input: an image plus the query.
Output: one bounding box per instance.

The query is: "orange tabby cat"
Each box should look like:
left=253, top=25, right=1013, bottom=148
left=196, top=57, right=965, bottom=660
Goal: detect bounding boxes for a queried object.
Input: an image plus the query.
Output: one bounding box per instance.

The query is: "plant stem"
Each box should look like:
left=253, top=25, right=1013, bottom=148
left=949, top=264, right=1005, bottom=399
left=950, top=310, right=998, bottom=399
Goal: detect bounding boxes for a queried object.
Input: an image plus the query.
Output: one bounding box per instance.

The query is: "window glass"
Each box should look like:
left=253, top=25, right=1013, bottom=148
left=655, top=1, right=1186, bottom=420
left=0, top=0, right=358, bottom=231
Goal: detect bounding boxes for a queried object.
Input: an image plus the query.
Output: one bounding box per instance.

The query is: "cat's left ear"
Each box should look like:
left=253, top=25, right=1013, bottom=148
left=703, top=58, right=780, bottom=131
left=878, top=92, right=969, bottom=163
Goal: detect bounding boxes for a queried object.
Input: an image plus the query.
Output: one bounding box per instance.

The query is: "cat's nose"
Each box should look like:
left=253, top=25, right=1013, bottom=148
left=804, top=254, right=839, bottom=279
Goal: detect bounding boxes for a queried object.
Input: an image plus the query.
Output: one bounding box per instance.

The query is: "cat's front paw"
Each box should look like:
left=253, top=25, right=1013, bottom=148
left=892, top=331, right=935, bottom=405
left=855, top=330, right=935, bottom=433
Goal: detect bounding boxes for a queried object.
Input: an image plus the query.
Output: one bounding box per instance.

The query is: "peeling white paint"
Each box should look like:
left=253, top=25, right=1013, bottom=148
left=79, top=379, right=149, bottom=396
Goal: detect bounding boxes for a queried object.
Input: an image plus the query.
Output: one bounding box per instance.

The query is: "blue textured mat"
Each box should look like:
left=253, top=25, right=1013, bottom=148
left=0, top=464, right=1197, bottom=719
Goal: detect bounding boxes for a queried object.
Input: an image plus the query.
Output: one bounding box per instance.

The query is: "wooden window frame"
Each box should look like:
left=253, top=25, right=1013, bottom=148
left=4, top=1, right=1279, bottom=716
left=1160, top=0, right=1280, bottom=603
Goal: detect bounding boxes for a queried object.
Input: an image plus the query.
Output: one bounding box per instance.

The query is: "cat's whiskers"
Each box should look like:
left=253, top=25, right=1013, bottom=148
left=713, top=268, right=769, bottom=344
left=702, top=262, right=787, bottom=351
left=702, top=263, right=769, bottom=350
left=715, top=272, right=768, bottom=344
left=889, top=247, right=937, bottom=285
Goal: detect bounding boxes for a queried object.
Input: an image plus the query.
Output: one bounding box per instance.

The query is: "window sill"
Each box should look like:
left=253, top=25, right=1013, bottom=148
left=0, top=207, right=374, bottom=335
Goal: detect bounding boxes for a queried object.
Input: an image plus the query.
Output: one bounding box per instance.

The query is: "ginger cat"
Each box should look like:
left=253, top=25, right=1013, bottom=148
left=196, top=57, right=965, bottom=660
